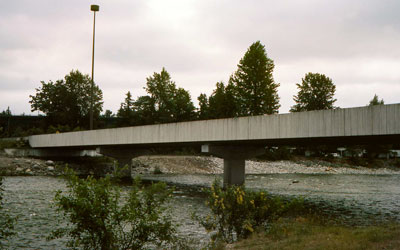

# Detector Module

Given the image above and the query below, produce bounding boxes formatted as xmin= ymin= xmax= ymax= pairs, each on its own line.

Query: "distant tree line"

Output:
xmin=0 ymin=41 xmax=388 ymax=138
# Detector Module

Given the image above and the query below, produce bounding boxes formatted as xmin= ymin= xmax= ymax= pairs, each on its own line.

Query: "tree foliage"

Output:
xmin=207 ymin=82 xmax=237 ymax=119
xmin=368 ymin=94 xmax=384 ymax=106
xmin=229 ymin=41 xmax=280 ymax=116
xmin=117 ymin=68 xmax=195 ymax=125
xmin=197 ymin=93 xmax=210 ymax=120
xmin=29 ymin=70 xmax=103 ymax=129
xmin=145 ymin=68 xmax=195 ymax=123
xmin=50 ymin=170 xmax=178 ymax=250
xmin=290 ymin=73 xmax=336 ymax=112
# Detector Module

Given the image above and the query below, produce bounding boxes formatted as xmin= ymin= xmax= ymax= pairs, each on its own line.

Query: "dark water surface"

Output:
xmin=2 ymin=173 xmax=400 ymax=249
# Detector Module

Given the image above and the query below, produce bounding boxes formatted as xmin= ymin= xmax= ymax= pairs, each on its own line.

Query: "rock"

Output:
xmin=292 ymin=180 xmax=299 ymax=184
xmin=32 ymin=164 xmax=41 ymax=170
xmin=47 ymin=166 xmax=54 ymax=171
xmin=16 ymin=167 xmax=23 ymax=172
xmin=46 ymin=160 xmax=54 ymax=166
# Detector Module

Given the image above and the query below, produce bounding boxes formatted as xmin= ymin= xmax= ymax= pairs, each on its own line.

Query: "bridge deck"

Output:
xmin=29 ymin=104 xmax=400 ymax=148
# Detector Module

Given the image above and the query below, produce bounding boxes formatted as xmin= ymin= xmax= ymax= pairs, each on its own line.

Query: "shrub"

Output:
xmin=198 ymin=180 xmax=304 ymax=243
xmin=0 ymin=176 xmax=16 ymax=248
xmin=49 ymin=169 xmax=178 ymax=249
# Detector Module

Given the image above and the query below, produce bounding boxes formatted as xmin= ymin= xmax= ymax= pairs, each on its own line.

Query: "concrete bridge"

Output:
xmin=29 ymin=104 xmax=400 ymax=186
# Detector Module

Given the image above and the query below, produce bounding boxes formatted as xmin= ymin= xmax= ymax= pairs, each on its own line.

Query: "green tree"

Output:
xmin=229 ymin=41 xmax=280 ymax=116
xmin=50 ymin=170 xmax=178 ymax=250
xmin=208 ymin=82 xmax=237 ymax=119
xmin=102 ymin=110 xmax=114 ymax=118
xmin=117 ymin=91 xmax=135 ymax=126
xmin=0 ymin=107 xmax=11 ymax=117
xmin=368 ymin=94 xmax=384 ymax=106
xmin=144 ymin=68 xmax=195 ymax=123
xmin=197 ymin=93 xmax=210 ymax=120
xmin=29 ymin=70 xmax=103 ymax=129
xmin=290 ymin=72 xmax=337 ymax=112
xmin=134 ymin=95 xmax=156 ymax=125
xmin=174 ymin=88 xmax=196 ymax=121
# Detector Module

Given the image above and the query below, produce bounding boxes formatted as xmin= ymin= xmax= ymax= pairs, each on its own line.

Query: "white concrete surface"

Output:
xmin=29 ymin=104 xmax=400 ymax=148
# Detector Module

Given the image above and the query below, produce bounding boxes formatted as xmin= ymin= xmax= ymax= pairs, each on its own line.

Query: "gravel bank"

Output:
xmin=131 ymin=155 xmax=400 ymax=175
xmin=1 ymin=152 xmax=399 ymax=176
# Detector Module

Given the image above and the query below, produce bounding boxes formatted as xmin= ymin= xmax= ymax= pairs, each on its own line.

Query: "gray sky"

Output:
xmin=1 ymin=0 xmax=399 ymax=115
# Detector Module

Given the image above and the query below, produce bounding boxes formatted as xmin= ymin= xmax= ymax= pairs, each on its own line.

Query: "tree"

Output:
xmin=144 ymin=68 xmax=195 ymax=123
xmin=133 ymin=95 xmax=156 ymax=125
xmin=102 ymin=110 xmax=114 ymax=118
xmin=117 ymin=91 xmax=135 ymax=126
xmin=197 ymin=93 xmax=210 ymax=120
xmin=208 ymin=82 xmax=237 ymax=119
xmin=229 ymin=41 xmax=280 ymax=116
xmin=290 ymin=72 xmax=336 ymax=112
xmin=29 ymin=70 xmax=103 ymax=129
xmin=0 ymin=107 xmax=11 ymax=117
xmin=368 ymin=94 xmax=384 ymax=106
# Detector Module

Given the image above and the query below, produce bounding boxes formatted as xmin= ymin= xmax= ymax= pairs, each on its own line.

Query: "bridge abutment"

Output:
xmin=201 ymin=145 xmax=265 ymax=186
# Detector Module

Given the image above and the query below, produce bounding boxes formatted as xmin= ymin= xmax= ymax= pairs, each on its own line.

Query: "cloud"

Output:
xmin=0 ymin=0 xmax=399 ymax=115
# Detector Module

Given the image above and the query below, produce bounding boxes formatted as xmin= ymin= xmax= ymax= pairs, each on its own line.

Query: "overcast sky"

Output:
xmin=1 ymin=0 xmax=399 ymax=115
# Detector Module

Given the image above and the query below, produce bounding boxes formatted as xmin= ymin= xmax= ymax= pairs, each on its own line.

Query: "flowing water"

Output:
xmin=1 ymin=173 xmax=400 ymax=249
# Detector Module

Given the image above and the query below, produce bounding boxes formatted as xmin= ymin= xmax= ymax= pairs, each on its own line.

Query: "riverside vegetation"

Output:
xmin=48 ymin=168 xmax=185 ymax=250
xmin=197 ymin=180 xmax=306 ymax=246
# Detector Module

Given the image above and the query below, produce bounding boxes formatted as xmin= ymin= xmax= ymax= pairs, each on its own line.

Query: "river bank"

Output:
xmin=1 ymin=150 xmax=399 ymax=176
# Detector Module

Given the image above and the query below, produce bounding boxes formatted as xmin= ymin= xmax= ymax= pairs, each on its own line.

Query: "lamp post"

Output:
xmin=90 ymin=4 xmax=99 ymax=130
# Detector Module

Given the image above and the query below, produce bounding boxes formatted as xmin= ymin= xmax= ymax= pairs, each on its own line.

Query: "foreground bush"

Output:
xmin=50 ymin=169 xmax=178 ymax=250
xmin=198 ymin=180 xmax=304 ymax=244
xmin=0 ymin=176 xmax=15 ymax=249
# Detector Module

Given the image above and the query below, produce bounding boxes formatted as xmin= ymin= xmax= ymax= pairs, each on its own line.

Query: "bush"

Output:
xmin=0 ymin=176 xmax=16 ymax=248
xmin=198 ymin=180 xmax=304 ymax=243
xmin=49 ymin=169 xmax=178 ymax=249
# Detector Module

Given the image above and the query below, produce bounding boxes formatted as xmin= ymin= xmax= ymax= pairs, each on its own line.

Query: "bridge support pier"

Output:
xmin=201 ymin=145 xmax=265 ymax=187
xmin=98 ymin=148 xmax=149 ymax=178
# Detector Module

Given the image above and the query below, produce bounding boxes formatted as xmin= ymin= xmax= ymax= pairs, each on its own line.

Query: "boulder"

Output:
xmin=46 ymin=160 xmax=55 ymax=166
xmin=32 ymin=164 xmax=41 ymax=170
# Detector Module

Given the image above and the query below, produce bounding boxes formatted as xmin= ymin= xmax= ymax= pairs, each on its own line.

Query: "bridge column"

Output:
xmin=98 ymin=148 xmax=149 ymax=178
xmin=201 ymin=145 xmax=265 ymax=187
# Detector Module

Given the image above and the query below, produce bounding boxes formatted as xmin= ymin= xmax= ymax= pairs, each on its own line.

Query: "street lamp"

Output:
xmin=90 ymin=4 xmax=99 ymax=130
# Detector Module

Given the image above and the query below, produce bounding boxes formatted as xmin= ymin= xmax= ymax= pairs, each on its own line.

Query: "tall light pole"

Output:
xmin=90 ymin=4 xmax=99 ymax=130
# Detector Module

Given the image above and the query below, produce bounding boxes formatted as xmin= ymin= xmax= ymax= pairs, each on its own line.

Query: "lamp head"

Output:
xmin=90 ymin=5 xmax=99 ymax=12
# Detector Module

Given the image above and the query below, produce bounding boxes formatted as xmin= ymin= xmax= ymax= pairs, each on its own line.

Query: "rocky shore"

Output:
xmin=1 ymin=151 xmax=399 ymax=177
xmin=131 ymin=155 xmax=400 ymax=175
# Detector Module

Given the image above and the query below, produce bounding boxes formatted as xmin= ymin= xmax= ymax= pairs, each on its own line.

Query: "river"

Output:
xmin=1 ymin=173 xmax=400 ymax=249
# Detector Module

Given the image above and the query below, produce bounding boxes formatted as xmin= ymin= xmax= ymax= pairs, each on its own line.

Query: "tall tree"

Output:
xmin=208 ymin=82 xmax=237 ymax=119
xmin=368 ymin=94 xmax=384 ymax=106
xmin=229 ymin=41 xmax=280 ymax=116
xmin=290 ymin=72 xmax=336 ymax=112
xmin=117 ymin=91 xmax=136 ymax=126
xmin=144 ymin=68 xmax=195 ymax=123
xmin=118 ymin=92 xmax=134 ymax=117
xmin=29 ymin=70 xmax=103 ymax=128
xmin=197 ymin=93 xmax=210 ymax=120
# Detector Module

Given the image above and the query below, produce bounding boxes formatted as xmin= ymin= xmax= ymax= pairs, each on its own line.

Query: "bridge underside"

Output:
xmin=27 ymin=134 xmax=400 ymax=186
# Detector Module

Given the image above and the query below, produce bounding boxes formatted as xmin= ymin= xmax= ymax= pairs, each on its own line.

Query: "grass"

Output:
xmin=228 ymin=217 xmax=400 ymax=250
